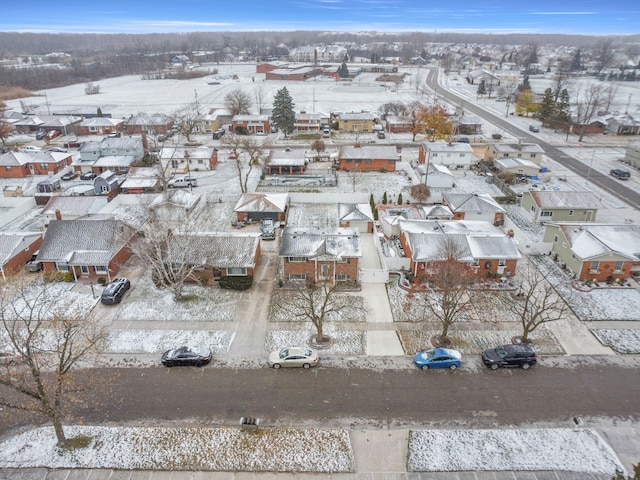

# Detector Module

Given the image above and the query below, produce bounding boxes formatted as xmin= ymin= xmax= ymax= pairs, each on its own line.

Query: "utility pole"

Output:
xmin=194 ymin=89 xmax=199 ymax=115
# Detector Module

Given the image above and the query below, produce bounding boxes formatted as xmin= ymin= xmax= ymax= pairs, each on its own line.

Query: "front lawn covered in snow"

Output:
xmin=0 ymin=425 xmax=356 ymax=473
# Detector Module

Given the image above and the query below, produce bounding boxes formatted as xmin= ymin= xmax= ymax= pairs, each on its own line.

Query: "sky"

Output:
xmin=0 ymin=0 xmax=638 ymax=35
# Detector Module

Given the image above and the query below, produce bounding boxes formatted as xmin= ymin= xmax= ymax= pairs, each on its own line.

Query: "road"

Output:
xmin=2 ymin=360 xmax=639 ymax=435
xmin=424 ymin=68 xmax=640 ymax=210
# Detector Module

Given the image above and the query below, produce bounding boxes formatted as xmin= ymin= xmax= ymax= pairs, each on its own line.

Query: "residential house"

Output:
xmin=231 ymin=115 xmax=270 ymax=135
xmin=442 ymin=193 xmax=506 ymax=226
xmin=195 ymin=114 xmax=221 ymax=134
xmin=453 ymin=113 xmax=483 ymax=135
xmin=78 ymin=136 xmax=145 ymax=175
xmin=466 ymin=69 xmax=500 ymax=86
xmin=150 ymin=190 xmax=201 ymax=222
xmin=521 ymin=191 xmax=601 ymax=222
xmin=279 ymin=227 xmax=362 ymax=284
xmin=165 ymin=233 xmax=261 ymax=284
xmin=338 ymin=145 xmax=398 ymax=172
xmin=36 ymin=219 xmax=136 ymax=280
xmin=233 ymin=193 xmax=289 ymax=223
xmin=416 ymin=163 xmax=455 ymax=188
xmin=160 ymin=146 xmax=218 ymax=173
xmin=294 ymin=111 xmax=329 ymax=134
xmin=543 ymin=223 xmax=640 ymax=281
xmin=40 ymin=115 xmax=82 ymax=137
xmin=485 ymin=142 xmax=545 ymax=166
xmin=337 ymin=112 xmax=376 ymax=133
xmin=0 ymin=232 xmax=43 ymax=279
xmin=125 ymin=115 xmax=173 ymax=135
xmin=77 ymin=117 xmax=124 ymax=136
xmin=338 ymin=203 xmax=375 ymax=233
xmin=604 ymin=114 xmax=640 ymax=136
xmin=36 ymin=178 xmax=61 ymax=193
xmin=399 ymin=219 xmax=520 ymax=281
xmin=0 ymin=150 xmax=74 ymax=178
xmin=418 ymin=141 xmax=476 ymax=170
xmin=494 ymin=157 xmax=540 ymax=177
xmin=265 ymin=149 xmax=306 ymax=175
xmin=386 ymin=115 xmax=413 ymax=133
xmin=42 ymin=196 xmax=108 ymax=221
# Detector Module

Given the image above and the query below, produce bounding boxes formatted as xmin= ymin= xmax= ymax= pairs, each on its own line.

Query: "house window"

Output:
xmin=40 ymin=163 xmax=48 ymax=170
xmin=288 ymin=257 xmax=306 ymax=262
xmin=336 ymin=273 xmax=349 ymax=281
xmin=568 ymin=210 xmax=574 ymax=216
xmin=530 ymin=154 xmax=536 ymax=159
xmin=553 ymin=235 xmax=558 ymax=243
xmin=473 ymin=259 xmax=480 ymax=267
xmin=337 ymin=258 xmax=349 ymax=263
xmin=227 ymin=267 xmax=247 ymax=276
xmin=498 ymin=259 xmax=506 ymax=266
xmin=95 ymin=265 xmax=108 ymax=274
xmin=55 ymin=262 xmax=70 ymax=272
xmin=459 ymin=153 xmax=465 ymax=157
xmin=432 ymin=153 xmax=438 ymax=157
xmin=288 ymin=273 xmax=307 ymax=281
xmin=89 ymin=126 xmax=99 ymax=132
xmin=5 ymin=166 xmax=11 ymax=171
xmin=540 ymin=211 xmax=553 ymax=218
xmin=614 ymin=261 xmax=623 ymax=272
xmin=589 ymin=261 xmax=600 ymax=272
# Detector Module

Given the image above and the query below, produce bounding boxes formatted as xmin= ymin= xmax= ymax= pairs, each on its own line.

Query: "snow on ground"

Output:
xmin=0 ymin=425 xmax=356 ymax=473
xmin=407 ymin=428 xmax=624 ymax=475
xmin=265 ymin=329 xmax=366 ymax=355
xmin=106 ymin=329 xmax=234 ymax=355
xmin=592 ymin=329 xmax=640 ymax=354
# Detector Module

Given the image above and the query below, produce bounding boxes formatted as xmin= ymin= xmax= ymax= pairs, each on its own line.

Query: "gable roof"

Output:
xmin=233 ymin=193 xmax=288 ymax=213
xmin=37 ymin=219 xmax=135 ymax=265
xmin=279 ymin=227 xmax=362 ymax=259
xmin=557 ymin=223 xmax=640 ymax=261
xmin=166 ymin=233 xmax=260 ymax=268
xmin=0 ymin=233 xmax=42 ymax=265
xmin=442 ymin=193 xmax=505 ymax=213
xmin=339 ymin=145 xmax=398 ymax=161
xmin=422 ymin=141 xmax=473 ymax=154
xmin=339 ymin=203 xmax=374 ymax=223
xmin=527 ymin=191 xmax=602 ymax=210
xmin=42 ymin=196 xmax=108 ymax=218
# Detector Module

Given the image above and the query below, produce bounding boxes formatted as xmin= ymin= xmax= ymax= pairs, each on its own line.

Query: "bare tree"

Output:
xmin=411 ymin=236 xmax=476 ymax=344
xmin=504 ymin=264 xmax=571 ymax=343
xmin=173 ymin=103 xmax=200 ymax=142
xmin=410 ymin=183 xmax=431 ymax=203
xmin=601 ymin=83 xmax=620 ymax=115
xmin=272 ymin=281 xmax=365 ymax=344
xmin=378 ymin=101 xmax=406 ymax=120
xmin=0 ymin=279 xmax=108 ymax=447
xmin=224 ymin=88 xmax=252 ymax=116
xmin=253 ymin=84 xmax=266 ymax=113
xmin=310 ymin=139 xmax=326 ymax=160
xmin=0 ymin=101 xmax=14 ymax=147
xmin=594 ymin=38 xmax=616 ymax=74
xmin=573 ymin=84 xmax=605 ymax=141
xmin=237 ymin=136 xmax=270 ymax=193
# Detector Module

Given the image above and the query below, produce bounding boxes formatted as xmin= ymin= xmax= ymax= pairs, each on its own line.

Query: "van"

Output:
xmin=322 ymin=128 xmax=330 ymax=138
xmin=610 ymin=169 xmax=630 ymax=180
xmin=168 ymin=177 xmax=197 ymax=188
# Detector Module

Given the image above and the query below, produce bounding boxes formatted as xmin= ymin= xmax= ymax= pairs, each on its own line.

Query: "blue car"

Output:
xmin=413 ymin=348 xmax=462 ymax=370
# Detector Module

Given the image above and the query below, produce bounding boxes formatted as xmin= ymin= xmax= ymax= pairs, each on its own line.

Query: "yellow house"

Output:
xmin=337 ymin=112 xmax=376 ymax=133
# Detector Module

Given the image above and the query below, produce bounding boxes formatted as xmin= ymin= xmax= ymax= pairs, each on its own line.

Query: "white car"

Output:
xmin=20 ymin=145 xmax=43 ymax=152
xmin=267 ymin=347 xmax=319 ymax=369
xmin=255 ymin=131 xmax=267 ymax=136
xmin=168 ymin=177 xmax=197 ymax=188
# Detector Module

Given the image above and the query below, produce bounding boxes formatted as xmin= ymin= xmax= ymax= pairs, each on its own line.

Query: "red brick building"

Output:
xmin=338 ymin=145 xmax=399 ymax=172
xmin=0 ymin=150 xmax=74 ymax=178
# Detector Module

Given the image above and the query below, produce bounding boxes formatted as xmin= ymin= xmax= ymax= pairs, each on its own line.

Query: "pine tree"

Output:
xmin=537 ymin=88 xmax=555 ymax=127
xmin=338 ymin=63 xmax=349 ymax=79
xmin=271 ymin=87 xmax=295 ymax=137
xmin=518 ymin=74 xmax=531 ymax=92
xmin=476 ymin=80 xmax=487 ymax=98
xmin=570 ymin=49 xmax=582 ymax=72
xmin=554 ymin=89 xmax=571 ymax=126
xmin=397 ymin=193 xmax=403 ymax=205
xmin=382 ymin=192 xmax=388 ymax=205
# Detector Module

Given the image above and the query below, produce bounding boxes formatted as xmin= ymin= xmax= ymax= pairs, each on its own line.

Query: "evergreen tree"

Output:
xmin=570 ymin=49 xmax=583 ymax=72
xmin=382 ymin=192 xmax=388 ymax=205
xmin=271 ymin=87 xmax=295 ymax=137
xmin=554 ymin=89 xmax=571 ymax=126
xmin=518 ymin=74 xmax=531 ymax=92
xmin=338 ymin=62 xmax=349 ymax=79
xmin=397 ymin=193 xmax=403 ymax=205
xmin=476 ymin=80 xmax=487 ymax=98
xmin=97 ymin=107 xmax=103 ymax=117
xmin=537 ymin=88 xmax=555 ymax=126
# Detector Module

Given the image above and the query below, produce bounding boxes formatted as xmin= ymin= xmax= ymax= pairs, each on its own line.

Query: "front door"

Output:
xmin=320 ymin=264 xmax=330 ymax=281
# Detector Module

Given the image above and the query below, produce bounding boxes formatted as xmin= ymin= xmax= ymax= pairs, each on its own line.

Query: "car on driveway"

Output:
xmin=100 ymin=277 xmax=131 ymax=305
xmin=80 ymin=172 xmax=97 ymax=180
xmin=61 ymin=171 xmax=78 ymax=181
xmin=413 ymin=348 xmax=462 ymax=370
xmin=255 ymin=131 xmax=266 ymax=136
xmin=20 ymin=145 xmax=43 ymax=152
xmin=268 ymin=347 xmax=319 ymax=369
xmin=161 ymin=346 xmax=212 ymax=367
xmin=482 ymin=344 xmax=537 ymax=370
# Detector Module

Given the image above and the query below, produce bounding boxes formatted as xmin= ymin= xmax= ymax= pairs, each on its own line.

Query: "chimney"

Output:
xmin=55 ymin=209 xmax=62 ymax=221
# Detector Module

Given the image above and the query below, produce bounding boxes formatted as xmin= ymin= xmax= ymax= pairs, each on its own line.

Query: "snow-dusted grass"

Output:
xmin=0 ymin=425 xmax=356 ymax=473
xmin=591 ymin=329 xmax=640 ymax=354
xmin=268 ymin=291 xmax=367 ymax=322
xmin=106 ymin=329 xmax=235 ymax=355
xmin=408 ymin=428 xmax=624 ymax=474
xmin=265 ymin=329 xmax=366 ymax=355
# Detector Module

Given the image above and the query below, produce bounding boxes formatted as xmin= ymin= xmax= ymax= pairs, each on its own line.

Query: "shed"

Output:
xmin=37 ymin=178 xmax=61 ymax=193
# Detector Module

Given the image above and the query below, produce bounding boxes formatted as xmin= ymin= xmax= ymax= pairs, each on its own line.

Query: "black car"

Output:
xmin=481 ymin=344 xmax=537 ymax=370
xmin=161 ymin=346 xmax=212 ymax=367
xmin=61 ymin=172 xmax=78 ymax=181
xmin=100 ymin=278 xmax=131 ymax=305
xmin=80 ymin=172 xmax=97 ymax=180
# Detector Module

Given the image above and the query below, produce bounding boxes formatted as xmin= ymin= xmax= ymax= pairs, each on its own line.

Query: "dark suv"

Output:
xmin=482 ymin=344 xmax=537 ymax=370
xmin=101 ymin=278 xmax=131 ymax=305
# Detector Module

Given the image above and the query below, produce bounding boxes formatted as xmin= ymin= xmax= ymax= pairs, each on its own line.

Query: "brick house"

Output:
xmin=231 ymin=115 xmax=270 ymax=135
xmin=166 ymin=233 xmax=261 ymax=284
xmin=442 ymin=193 xmax=506 ymax=226
xmin=399 ymin=219 xmax=520 ymax=281
xmin=0 ymin=232 xmax=43 ymax=279
xmin=233 ymin=193 xmax=289 ymax=223
xmin=543 ymin=223 xmax=640 ymax=281
xmin=338 ymin=145 xmax=398 ymax=172
xmin=0 ymin=150 xmax=74 ymax=178
xmin=77 ymin=117 xmax=124 ymax=136
xmin=386 ymin=115 xmax=413 ymax=133
xmin=125 ymin=115 xmax=173 ymax=135
xmin=265 ymin=149 xmax=306 ymax=175
xmin=279 ymin=227 xmax=362 ymax=284
xmin=36 ymin=219 xmax=136 ymax=281
xmin=160 ymin=147 xmax=219 ymax=173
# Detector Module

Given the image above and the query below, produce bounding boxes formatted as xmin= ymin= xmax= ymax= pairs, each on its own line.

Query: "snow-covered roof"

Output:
xmin=233 ymin=193 xmax=288 ymax=213
xmin=268 ymin=149 xmax=305 ymax=166
xmin=528 ymin=191 xmax=602 ymax=210
xmin=339 ymin=203 xmax=374 ymax=223
xmin=421 ymin=204 xmax=454 ymax=219
xmin=557 ymin=223 xmax=640 ymax=261
xmin=159 ymin=146 xmax=214 ymax=160
xmin=0 ymin=232 xmax=42 ymax=265
xmin=422 ymin=141 xmax=473 ymax=154
xmin=0 ymin=151 xmax=31 ymax=167
xmin=338 ymin=112 xmax=376 ymax=121
xmin=93 ymin=155 xmax=134 ymax=168
xmin=42 ymin=196 xmax=108 ymax=218
xmin=79 ymin=117 xmax=124 ymax=127
xmin=443 ymin=193 xmax=505 ymax=213
xmin=280 ymin=227 xmax=362 ymax=259
xmin=166 ymin=233 xmax=260 ymax=268
xmin=491 ymin=143 xmax=545 ymax=155
xmin=150 ymin=190 xmax=200 ymax=210
xmin=495 ymin=157 xmax=540 ymax=170
xmin=339 ymin=145 xmax=398 ymax=160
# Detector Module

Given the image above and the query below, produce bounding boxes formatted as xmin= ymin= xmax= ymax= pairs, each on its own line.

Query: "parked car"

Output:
xmin=61 ymin=171 xmax=78 ymax=181
xmin=47 ymin=130 xmax=61 ymax=139
xmin=413 ymin=348 xmax=462 ymax=370
xmin=377 ymin=131 xmax=386 ymax=139
xmin=167 ymin=176 xmax=197 ymax=188
xmin=212 ymin=128 xmax=226 ymax=139
xmin=161 ymin=346 xmax=212 ymax=367
xmin=267 ymin=347 xmax=319 ymax=369
xmin=482 ymin=344 xmax=538 ymax=370
xmin=100 ymin=277 xmax=131 ymax=305
xmin=49 ymin=147 xmax=68 ymax=153
xmin=25 ymin=259 xmax=43 ymax=272
xmin=261 ymin=218 xmax=276 ymax=240
xmin=255 ymin=131 xmax=267 ymax=136
xmin=610 ymin=169 xmax=631 ymax=180
xmin=80 ymin=172 xmax=97 ymax=180
xmin=228 ymin=152 xmax=238 ymax=160
xmin=20 ymin=145 xmax=43 ymax=152
xmin=36 ymin=130 xmax=47 ymax=140
xmin=455 ymin=137 xmax=470 ymax=143
xmin=529 ymin=125 xmax=540 ymax=133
